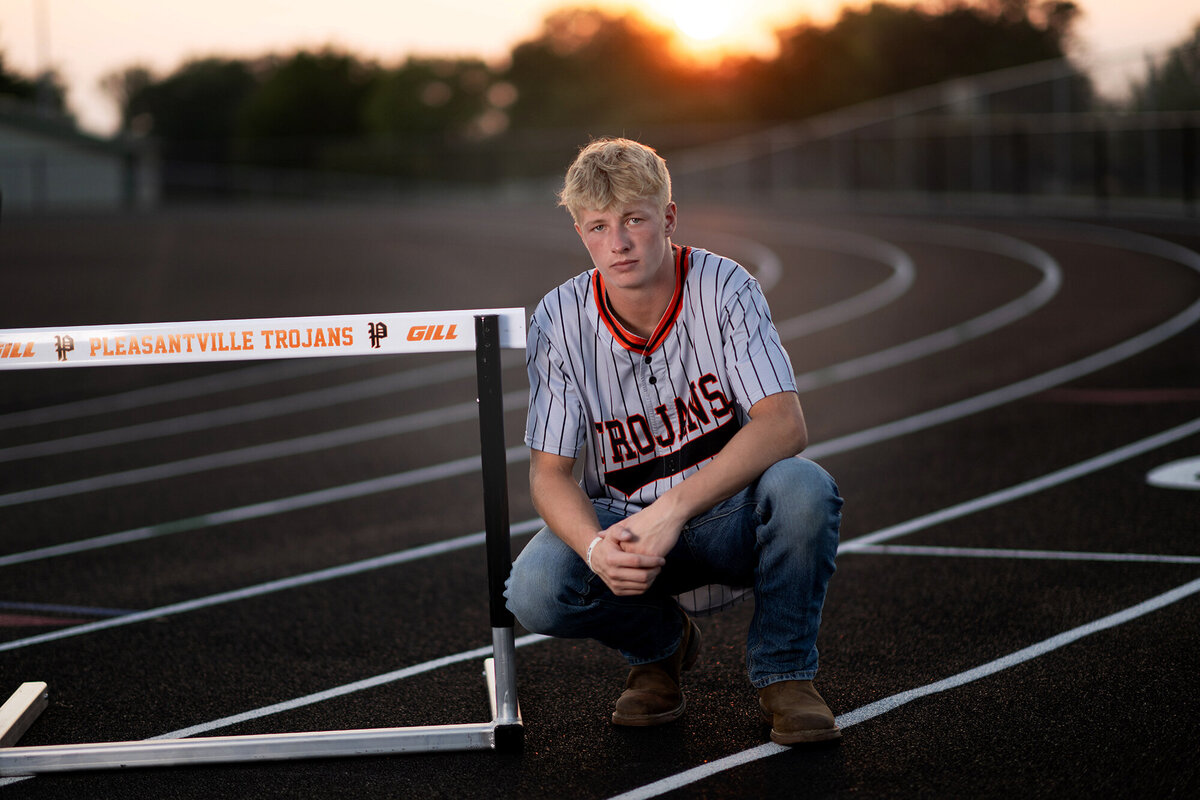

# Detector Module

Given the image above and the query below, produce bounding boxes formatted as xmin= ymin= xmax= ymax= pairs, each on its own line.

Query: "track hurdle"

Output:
xmin=0 ymin=309 xmax=526 ymax=774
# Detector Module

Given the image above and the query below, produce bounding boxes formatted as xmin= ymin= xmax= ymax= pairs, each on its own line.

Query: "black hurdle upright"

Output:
xmin=0 ymin=311 xmax=523 ymax=774
xmin=474 ymin=314 xmax=523 ymax=751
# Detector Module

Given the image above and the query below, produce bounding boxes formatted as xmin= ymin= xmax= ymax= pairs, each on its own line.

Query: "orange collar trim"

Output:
xmin=593 ymin=245 xmax=690 ymax=355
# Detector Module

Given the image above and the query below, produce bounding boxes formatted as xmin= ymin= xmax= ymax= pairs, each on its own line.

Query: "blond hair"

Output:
xmin=558 ymin=138 xmax=672 ymax=223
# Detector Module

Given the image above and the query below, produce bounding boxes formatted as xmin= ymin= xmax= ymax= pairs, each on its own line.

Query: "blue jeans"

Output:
xmin=505 ymin=457 xmax=841 ymax=688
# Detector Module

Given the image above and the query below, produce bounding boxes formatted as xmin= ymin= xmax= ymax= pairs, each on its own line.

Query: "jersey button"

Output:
xmin=644 ymin=355 xmax=652 ymax=364
xmin=648 ymin=376 xmax=657 ymax=385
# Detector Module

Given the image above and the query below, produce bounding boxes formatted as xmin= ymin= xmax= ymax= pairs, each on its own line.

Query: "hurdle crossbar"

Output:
xmin=0 ymin=310 xmax=526 ymax=775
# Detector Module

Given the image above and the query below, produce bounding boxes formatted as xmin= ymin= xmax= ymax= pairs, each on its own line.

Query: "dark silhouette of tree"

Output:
xmin=364 ymin=57 xmax=500 ymax=137
xmin=99 ymin=65 xmax=155 ymax=132
xmin=503 ymin=8 xmax=743 ymax=129
xmin=757 ymin=0 xmax=1079 ymax=119
xmin=93 ymin=1 xmax=1090 ymax=186
xmin=0 ymin=51 xmax=69 ymax=114
xmin=235 ymin=49 xmax=381 ymax=166
xmin=237 ymin=49 xmax=379 ymax=139
xmin=1131 ymin=22 xmax=1200 ymax=111
xmin=111 ymin=58 xmax=257 ymax=162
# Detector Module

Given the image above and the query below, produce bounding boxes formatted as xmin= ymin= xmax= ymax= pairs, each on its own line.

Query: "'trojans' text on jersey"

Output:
xmin=591 ymin=374 xmax=742 ymax=497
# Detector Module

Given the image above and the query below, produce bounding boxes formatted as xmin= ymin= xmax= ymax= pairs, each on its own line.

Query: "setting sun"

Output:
xmin=636 ymin=0 xmax=785 ymax=61
xmin=661 ymin=0 xmax=739 ymax=42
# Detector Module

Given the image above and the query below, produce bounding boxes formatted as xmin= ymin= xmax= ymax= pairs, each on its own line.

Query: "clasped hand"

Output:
xmin=589 ymin=503 xmax=684 ymax=596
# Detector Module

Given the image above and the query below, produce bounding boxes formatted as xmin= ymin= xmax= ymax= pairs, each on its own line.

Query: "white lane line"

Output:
xmin=0 ymin=222 xmax=1191 ymax=787
xmin=808 ymin=225 xmax=1200 ymax=460
xmin=0 ymin=518 xmax=545 ymax=653
xmin=0 ymin=230 xmax=900 ymax=499
xmin=0 ymin=391 xmax=526 ymax=509
xmin=794 ymin=225 xmax=1060 ymax=389
xmin=708 ymin=234 xmax=784 ymax=292
xmin=4 ymin=272 xmax=1198 ymax=565
xmin=776 ymin=227 xmax=915 ymax=340
xmin=6 ymin=537 xmax=1194 ymax=788
xmin=33 ymin=532 xmax=1200 ymax=791
xmin=0 ymin=216 xmax=580 ymax=435
xmin=154 ymin=633 xmax=552 ymax=740
xmin=0 ymin=226 xmax=1193 ymax=564
xmin=602 ymin=224 xmax=1200 ymax=799
xmin=608 ymin=575 xmax=1200 ymax=800
xmin=0 ymin=415 xmax=1195 ymax=788
xmin=838 ymin=415 xmax=1200 ymax=552
xmin=850 ymin=544 xmax=1200 ymax=565
xmin=0 ymin=359 xmax=345 ymax=432
xmin=0 ymin=632 xmax=551 ymax=788
xmin=0 ymin=446 xmax=530 ymax=568
xmin=0 ymin=228 xmax=970 ymax=504
xmin=0 ymin=358 xmax=481 ymax=463
xmin=3 ymin=411 xmax=1197 ymax=655
xmin=0 ymin=236 xmax=782 ymax=460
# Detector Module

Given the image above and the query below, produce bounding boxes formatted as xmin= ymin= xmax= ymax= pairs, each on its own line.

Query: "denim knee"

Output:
xmin=755 ymin=457 xmax=843 ymax=546
xmin=505 ymin=527 xmax=582 ymax=636
xmin=759 ymin=456 xmax=836 ymax=500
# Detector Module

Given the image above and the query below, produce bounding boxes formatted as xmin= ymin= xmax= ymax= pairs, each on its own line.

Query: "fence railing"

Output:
xmin=5 ymin=46 xmax=1196 ymax=215
xmin=671 ymin=109 xmax=1200 ymax=216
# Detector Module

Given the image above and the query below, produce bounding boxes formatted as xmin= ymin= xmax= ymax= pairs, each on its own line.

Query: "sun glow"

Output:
xmin=638 ymin=0 xmax=785 ymax=61
xmin=662 ymin=0 xmax=739 ymax=42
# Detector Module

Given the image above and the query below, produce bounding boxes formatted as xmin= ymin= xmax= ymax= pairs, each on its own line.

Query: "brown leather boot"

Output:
xmin=758 ymin=680 xmax=841 ymax=744
xmin=611 ymin=614 xmax=701 ymax=726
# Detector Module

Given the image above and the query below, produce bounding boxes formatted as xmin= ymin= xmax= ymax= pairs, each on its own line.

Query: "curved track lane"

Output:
xmin=0 ymin=203 xmax=1197 ymax=798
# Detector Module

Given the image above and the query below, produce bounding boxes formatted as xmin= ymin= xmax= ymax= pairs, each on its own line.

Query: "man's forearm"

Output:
xmin=530 ymin=462 xmax=603 ymax=558
xmin=530 ymin=450 xmax=665 ymax=595
xmin=655 ymin=392 xmax=807 ymax=526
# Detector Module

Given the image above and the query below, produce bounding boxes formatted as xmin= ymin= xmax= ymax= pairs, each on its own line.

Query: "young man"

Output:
xmin=505 ymin=138 xmax=843 ymax=744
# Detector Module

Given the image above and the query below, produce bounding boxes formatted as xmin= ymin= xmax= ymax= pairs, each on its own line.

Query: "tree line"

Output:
xmin=105 ymin=2 xmax=1078 ymax=147
xmin=6 ymin=1 xmax=1196 ymax=186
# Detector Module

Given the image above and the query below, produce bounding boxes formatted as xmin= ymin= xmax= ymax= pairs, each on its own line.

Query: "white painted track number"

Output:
xmin=1147 ymin=457 xmax=1200 ymax=490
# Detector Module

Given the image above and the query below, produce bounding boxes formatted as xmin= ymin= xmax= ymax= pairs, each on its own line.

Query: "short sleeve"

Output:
xmin=524 ymin=309 xmax=588 ymax=457
xmin=722 ymin=278 xmax=797 ymax=410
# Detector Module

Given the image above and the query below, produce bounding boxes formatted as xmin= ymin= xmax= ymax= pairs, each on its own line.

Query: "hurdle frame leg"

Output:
xmin=0 ymin=683 xmax=49 ymax=748
xmin=0 ymin=314 xmax=522 ymax=775
xmin=474 ymin=314 xmax=523 ymax=751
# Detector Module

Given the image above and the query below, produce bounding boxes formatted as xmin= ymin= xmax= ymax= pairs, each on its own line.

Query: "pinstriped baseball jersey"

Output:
xmin=525 ymin=244 xmax=797 ymax=517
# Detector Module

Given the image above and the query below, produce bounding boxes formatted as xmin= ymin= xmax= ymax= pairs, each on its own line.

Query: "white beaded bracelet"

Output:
xmin=585 ymin=535 xmax=603 ymax=572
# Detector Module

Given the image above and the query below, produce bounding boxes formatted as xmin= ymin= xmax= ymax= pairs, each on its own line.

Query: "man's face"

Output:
xmin=574 ymin=200 xmax=677 ymax=294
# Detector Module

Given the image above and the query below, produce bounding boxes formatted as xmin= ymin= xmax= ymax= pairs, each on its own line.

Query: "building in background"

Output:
xmin=0 ymin=101 xmax=158 ymax=213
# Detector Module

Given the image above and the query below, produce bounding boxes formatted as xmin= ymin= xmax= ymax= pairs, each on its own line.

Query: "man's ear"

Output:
xmin=663 ymin=202 xmax=677 ymax=236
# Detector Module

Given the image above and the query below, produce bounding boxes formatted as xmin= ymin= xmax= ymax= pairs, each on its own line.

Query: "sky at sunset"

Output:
xmin=1 ymin=0 xmax=1197 ymax=135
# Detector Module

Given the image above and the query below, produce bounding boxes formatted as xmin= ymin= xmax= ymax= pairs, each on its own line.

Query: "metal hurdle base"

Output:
xmin=0 ymin=313 xmax=526 ymax=776
xmin=0 ymin=628 xmax=521 ymax=775
xmin=0 ymin=683 xmax=49 ymax=749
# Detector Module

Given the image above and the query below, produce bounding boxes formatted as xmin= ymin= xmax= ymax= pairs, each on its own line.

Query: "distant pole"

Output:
xmin=1184 ymin=125 xmax=1197 ymax=217
xmin=34 ymin=0 xmax=54 ymax=113
xmin=1092 ymin=125 xmax=1109 ymax=217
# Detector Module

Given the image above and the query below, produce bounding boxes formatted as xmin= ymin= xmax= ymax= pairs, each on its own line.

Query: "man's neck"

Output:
xmin=604 ymin=245 xmax=677 ymax=338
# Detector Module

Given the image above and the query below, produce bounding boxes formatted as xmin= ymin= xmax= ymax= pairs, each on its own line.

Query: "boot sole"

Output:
xmin=611 ymin=697 xmax=687 ymax=727
xmin=760 ymin=709 xmax=842 ymax=745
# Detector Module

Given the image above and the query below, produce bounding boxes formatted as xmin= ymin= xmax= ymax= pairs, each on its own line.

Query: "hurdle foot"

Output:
xmin=493 ymin=722 xmax=524 ymax=754
xmin=0 ymin=683 xmax=49 ymax=748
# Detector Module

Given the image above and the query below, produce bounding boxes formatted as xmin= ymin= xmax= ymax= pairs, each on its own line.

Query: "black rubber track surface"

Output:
xmin=1 ymin=202 xmax=1197 ymax=798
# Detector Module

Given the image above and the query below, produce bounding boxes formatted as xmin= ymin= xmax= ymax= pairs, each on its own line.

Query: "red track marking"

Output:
xmin=1038 ymin=387 xmax=1200 ymax=404
xmin=0 ymin=614 xmax=86 ymax=628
